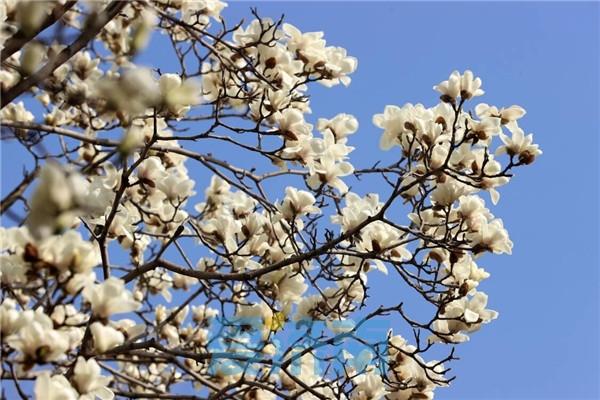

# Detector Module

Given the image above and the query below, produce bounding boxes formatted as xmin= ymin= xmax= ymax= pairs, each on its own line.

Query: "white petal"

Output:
xmin=463 ymin=309 xmax=479 ymax=323
xmin=490 ymin=189 xmax=500 ymax=205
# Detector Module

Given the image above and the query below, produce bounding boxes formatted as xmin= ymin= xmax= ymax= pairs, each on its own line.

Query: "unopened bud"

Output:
xmin=21 ymin=42 xmax=45 ymax=75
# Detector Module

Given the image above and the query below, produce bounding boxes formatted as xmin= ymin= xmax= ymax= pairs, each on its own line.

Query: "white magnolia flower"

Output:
xmin=442 ymin=254 xmax=490 ymax=292
xmin=434 ymin=71 xmax=461 ymax=100
xmin=431 ymin=181 xmax=470 ymax=207
xmin=229 ymin=190 xmax=257 ymax=218
xmin=201 ymin=214 xmax=242 ymax=252
xmin=320 ymin=46 xmax=358 ymax=87
xmin=172 ymin=272 xmax=197 ymax=290
xmin=0 ymin=101 xmax=34 ymax=123
xmin=71 ymin=51 xmax=101 ymax=81
xmin=496 ymin=121 xmax=542 ymax=164
xmin=94 ymin=68 xmax=161 ymax=115
xmin=475 ymin=103 xmax=526 ymax=124
xmin=280 ymin=350 xmax=320 ymax=390
xmin=234 ymin=18 xmax=282 ymax=47
xmin=26 ymin=163 xmax=90 ymax=239
xmin=317 ymin=113 xmax=358 ymax=143
xmin=34 ymin=372 xmax=78 ymax=400
xmin=72 ymin=357 xmax=114 ymax=400
xmin=192 ymin=304 xmax=219 ymax=324
xmin=119 ymin=125 xmax=146 ymax=153
xmin=44 ymin=106 xmax=71 ymax=126
xmin=6 ymin=309 xmax=70 ymax=362
xmin=467 ymin=218 xmax=513 ymax=255
xmin=0 ymin=299 xmax=20 ymax=337
xmin=136 ymin=156 xmax=167 ymax=188
xmin=83 ymin=278 xmax=140 ymax=318
xmin=351 ymin=367 xmax=388 ymax=400
xmin=235 ymin=301 xmax=274 ymax=340
xmin=283 ymin=23 xmax=327 ymax=67
xmin=90 ymin=322 xmax=125 ymax=353
xmin=356 ymin=222 xmax=410 ymax=271
xmin=372 ymin=104 xmax=416 ymax=151
xmin=469 ymin=115 xmax=501 ymax=143
xmin=0 ymin=68 xmax=19 ymax=91
xmin=430 ymin=290 xmax=498 ymax=343
xmin=143 ymin=268 xmax=174 ymax=302
xmin=457 ymin=195 xmax=492 ymax=228
xmin=331 ymin=192 xmax=381 ymax=232
xmin=275 ymin=108 xmax=313 ymax=142
xmin=311 ymin=128 xmax=354 ymax=161
xmin=196 ymin=176 xmax=231 ymax=210
xmin=180 ymin=0 xmax=227 ymax=28
xmin=257 ymin=43 xmax=304 ymax=89
xmin=260 ymin=266 xmax=308 ymax=307
xmin=462 ymin=291 xmax=498 ymax=324
xmin=387 ymin=334 xmax=445 ymax=399
xmin=51 ymin=304 xmax=88 ymax=327
xmin=434 ymin=70 xmax=483 ymax=101
xmin=307 ymin=153 xmax=354 ymax=193
xmin=159 ymin=73 xmax=202 ymax=116
xmin=278 ymin=187 xmax=320 ymax=221
xmin=459 ymin=70 xmax=484 ymax=99
xmin=38 ymin=230 xmax=100 ymax=274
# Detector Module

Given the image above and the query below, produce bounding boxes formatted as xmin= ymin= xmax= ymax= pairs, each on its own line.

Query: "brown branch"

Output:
xmin=1 ymin=0 xmax=127 ymax=109
xmin=1 ymin=1 xmax=77 ymax=61
xmin=0 ymin=166 xmax=39 ymax=214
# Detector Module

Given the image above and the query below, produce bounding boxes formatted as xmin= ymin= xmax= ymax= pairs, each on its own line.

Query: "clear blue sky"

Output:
xmin=2 ymin=2 xmax=598 ymax=399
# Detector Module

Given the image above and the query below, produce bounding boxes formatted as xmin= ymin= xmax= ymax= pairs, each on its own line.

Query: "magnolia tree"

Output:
xmin=0 ymin=1 xmax=542 ymax=399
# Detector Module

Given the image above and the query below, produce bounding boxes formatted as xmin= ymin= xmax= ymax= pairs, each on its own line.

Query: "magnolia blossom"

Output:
xmin=467 ymin=218 xmax=513 ymax=255
xmin=332 ymin=192 xmax=381 ymax=231
xmin=351 ymin=367 xmax=388 ymax=400
xmin=0 ymin=299 xmax=20 ymax=337
xmin=38 ymin=230 xmax=100 ymax=274
xmin=283 ymin=23 xmax=326 ymax=68
xmin=307 ymin=153 xmax=354 ymax=193
xmin=387 ymin=334 xmax=446 ymax=400
xmin=83 ymin=278 xmax=140 ymax=318
xmin=278 ymin=187 xmax=320 ymax=220
xmin=90 ymin=322 xmax=125 ymax=353
xmin=180 ymin=0 xmax=227 ymax=29
xmin=469 ymin=115 xmax=501 ymax=143
xmin=26 ymin=163 xmax=90 ymax=239
xmin=372 ymin=104 xmax=416 ymax=151
xmin=279 ymin=350 xmax=320 ymax=393
xmin=72 ymin=357 xmax=114 ymax=400
xmin=430 ymin=181 xmax=470 ymax=207
xmin=94 ymin=68 xmax=161 ymax=116
xmin=259 ymin=266 xmax=308 ymax=308
xmin=475 ymin=103 xmax=526 ymax=124
xmin=192 ymin=304 xmax=219 ymax=324
xmin=234 ymin=302 xmax=275 ymax=340
xmin=317 ymin=113 xmax=359 ymax=143
xmin=34 ymin=372 xmax=78 ymax=400
xmin=6 ymin=309 xmax=71 ymax=363
xmin=431 ymin=291 xmax=498 ymax=343
xmin=496 ymin=121 xmax=543 ymax=164
xmin=434 ymin=70 xmax=484 ymax=101
xmin=0 ymin=101 xmax=34 ymax=123
xmin=158 ymin=73 xmax=202 ymax=117
xmin=442 ymin=254 xmax=490 ymax=293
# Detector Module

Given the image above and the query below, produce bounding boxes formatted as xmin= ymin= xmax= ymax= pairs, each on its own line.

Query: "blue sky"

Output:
xmin=2 ymin=2 xmax=599 ymax=399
